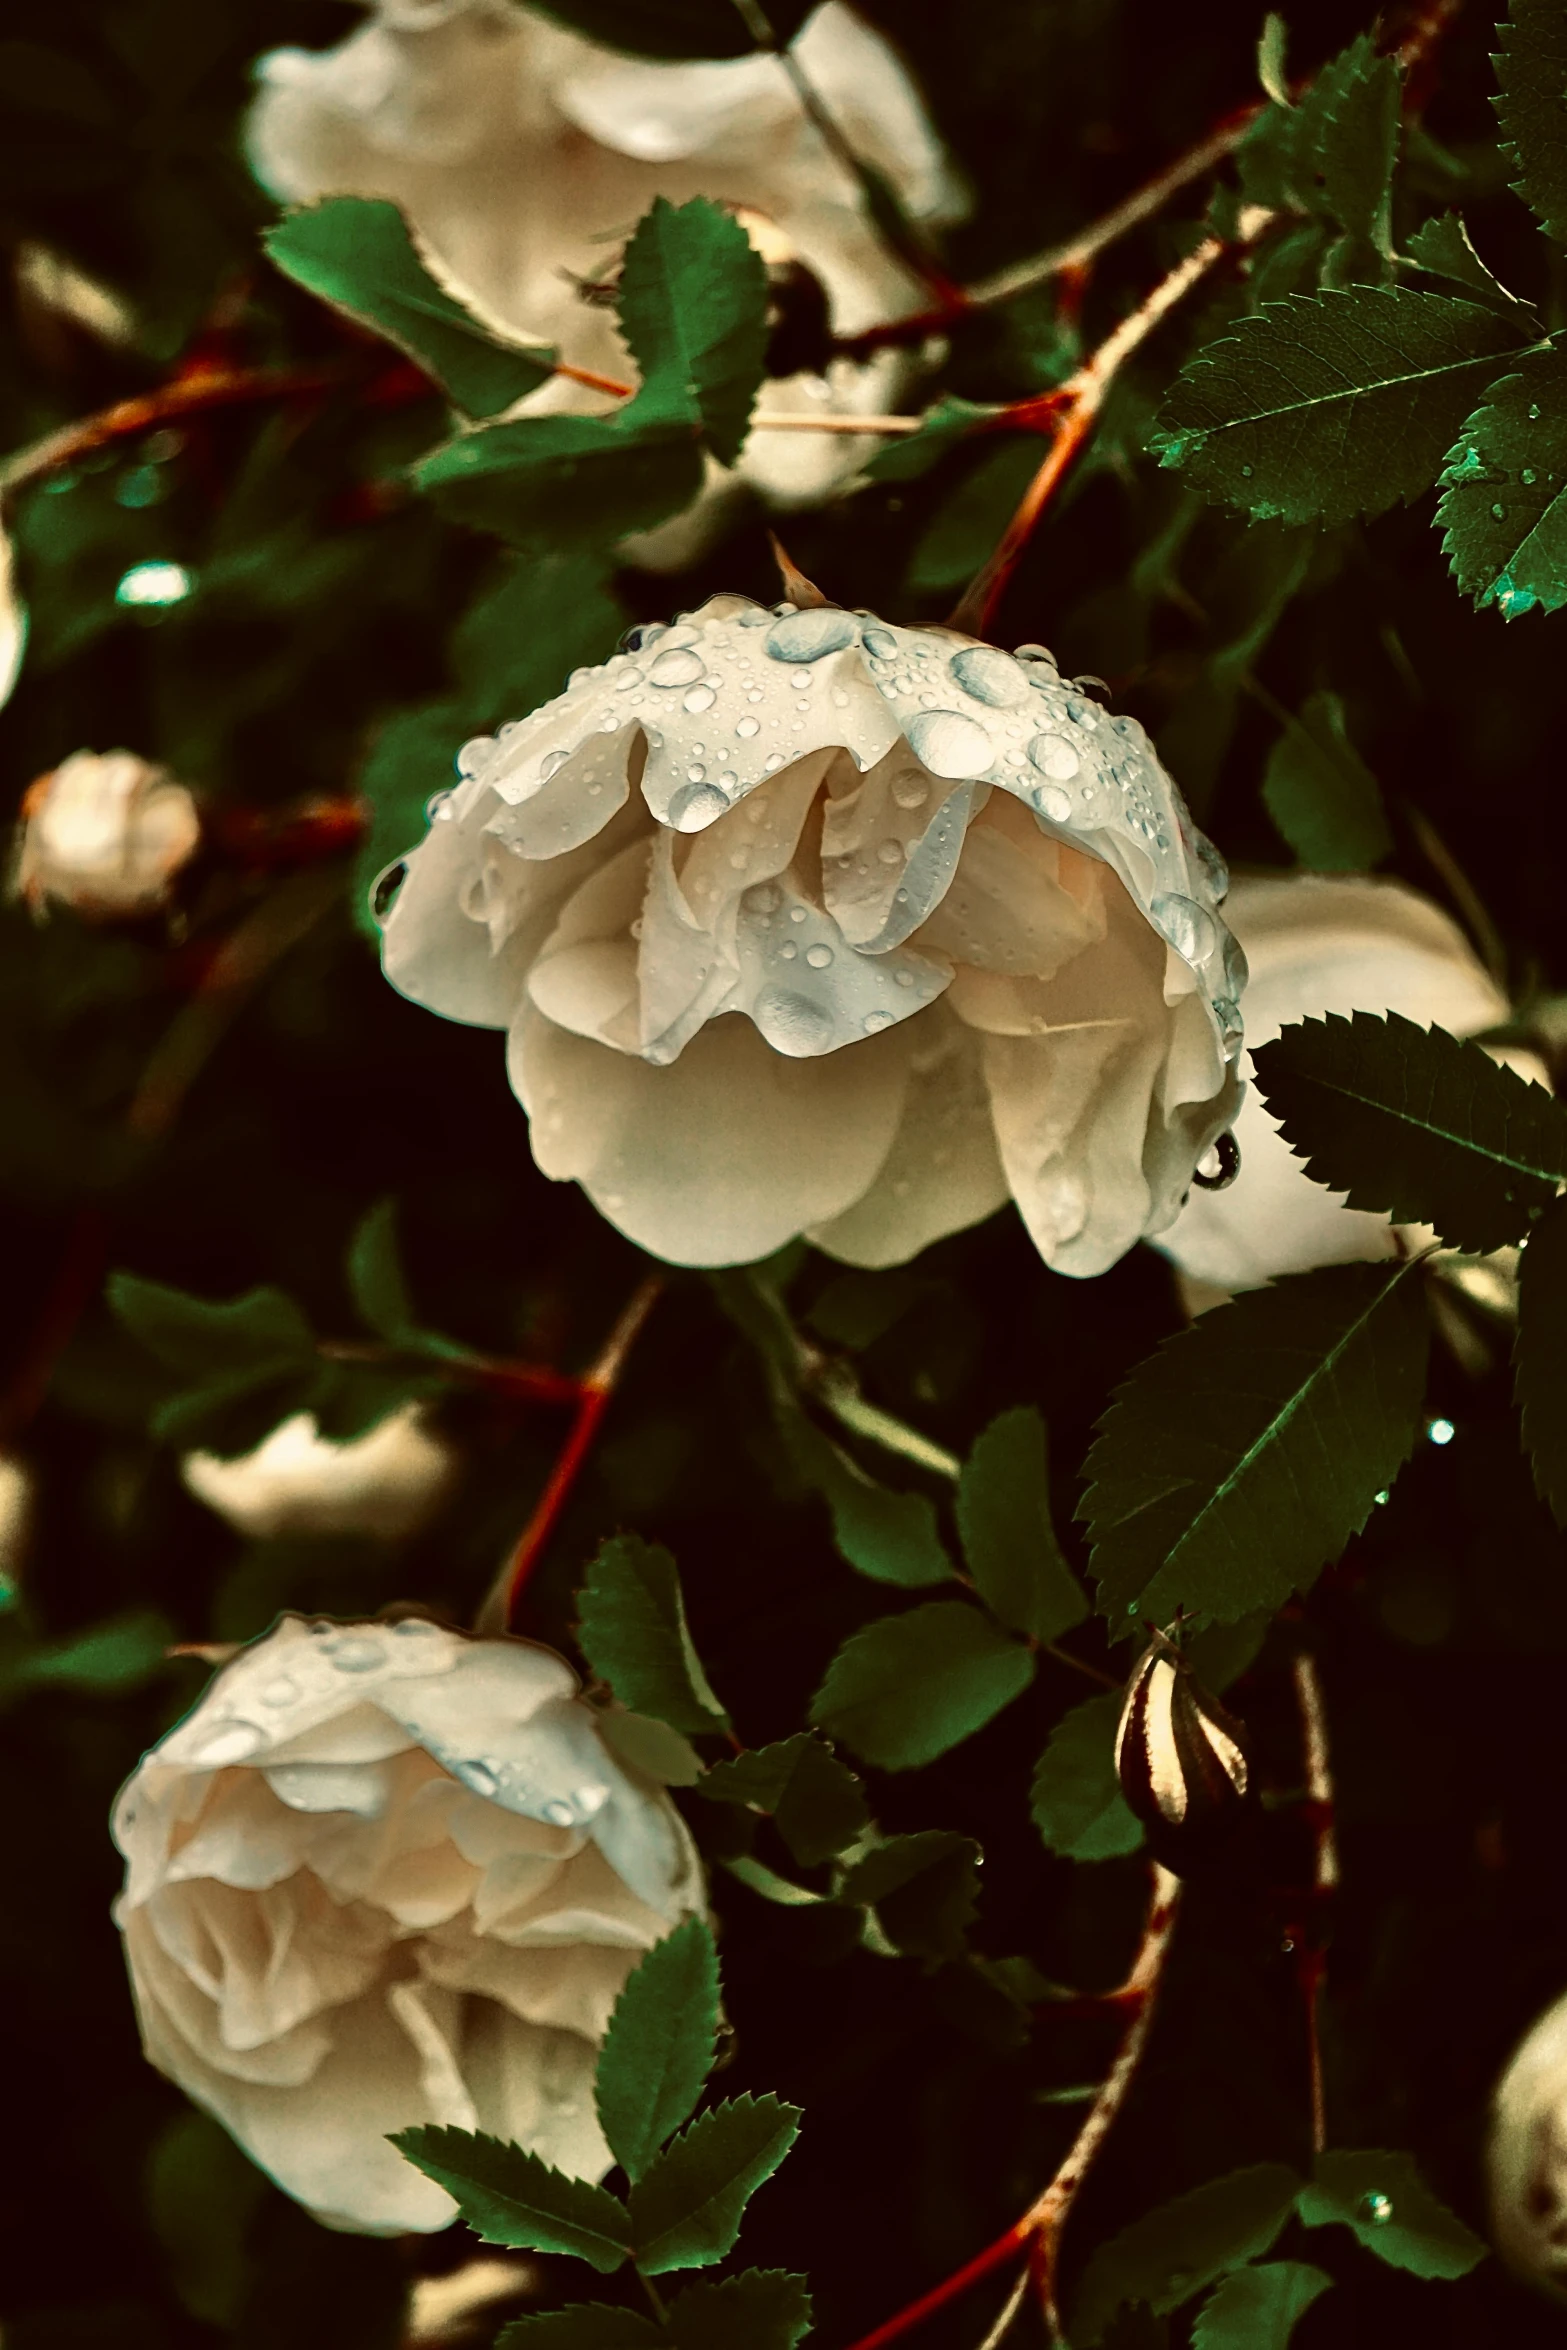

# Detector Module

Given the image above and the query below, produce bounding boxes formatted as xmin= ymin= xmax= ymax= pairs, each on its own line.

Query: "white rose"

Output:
xmin=112 ymin=1615 xmax=703 ymax=2233
xmin=1156 ymin=872 xmax=1541 ymax=1302
xmin=12 ymin=749 xmax=200 ymax=918
xmin=376 ymin=594 xmax=1244 ymax=1274
xmin=181 ymin=1405 xmax=459 ymax=1541
xmin=246 ymin=0 xmax=963 ymax=541
xmin=1490 ymin=1988 xmax=1567 ymax=2294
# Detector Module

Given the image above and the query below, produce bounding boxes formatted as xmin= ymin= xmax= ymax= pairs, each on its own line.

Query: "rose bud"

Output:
xmin=1114 ymin=1636 xmax=1254 ymax=1875
xmin=180 ymin=1404 xmax=459 ymax=1543
xmin=12 ymin=748 xmax=199 ymax=919
xmin=375 ymin=595 xmax=1243 ymax=1275
xmin=112 ymin=1616 xmax=704 ymax=2233
xmin=1488 ymin=1987 xmax=1567 ymax=2295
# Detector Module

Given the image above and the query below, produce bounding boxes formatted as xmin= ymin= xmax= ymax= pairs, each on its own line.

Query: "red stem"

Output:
xmin=838 ymin=2223 xmax=1029 ymax=2350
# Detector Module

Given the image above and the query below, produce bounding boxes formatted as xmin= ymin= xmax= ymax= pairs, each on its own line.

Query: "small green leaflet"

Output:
xmin=957 ymin=1406 xmax=1088 ymax=1640
xmin=596 ymin=1709 xmax=706 ymax=1786
xmin=1149 ymin=287 xmax=1534 ymax=526
xmin=1030 ymin=1692 xmax=1144 ymax=1862
xmin=1251 ymin=1011 xmax=1567 ymax=1251
xmin=627 ymin=2095 xmax=801 ymax=2275
xmin=1438 ymin=344 xmax=1567 ymax=617
xmin=1191 ymin=2263 xmax=1332 ymax=2347
xmin=837 ymin=1830 xmax=981 ymax=1958
xmin=1261 ymin=691 xmax=1391 ymax=870
xmin=497 ymin=2312 xmax=657 ymax=2347
xmin=1257 ymin=13 xmax=1289 ymax=104
xmin=1495 ymin=0 xmax=1567 ymax=247
xmin=1083 ymin=1262 xmax=1431 ymax=1627
xmin=1310 ymin=34 xmax=1401 ymax=281
xmin=389 ymin=2128 xmax=630 ymax=2271
xmin=107 ymin=1272 xmax=316 ymax=1383
xmin=593 ymin=1919 xmax=718 ymax=2185
xmin=863 ymin=394 xmax=1002 ymax=483
xmin=1405 ymin=214 xmax=1535 ymax=318
xmin=697 ymin=1733 xmax=870 ymax=1865
xmin=662 ymin=2270 xmax=813 ymax=2349
xmin=415 ymin=407 xmax=705 ymax=552
xmin=810 ymin=1599 xmax=1035 ymax=1769
xmin=616 ymin=197 xmax=768 ymax=466
xmin=1297 ymin=2148 xmax=1485 ymax=2277
xmin=526 ymin=0 xmax=814 ymax=60
xmin=779 ymin=1387 xmax=953 ymax=1587
xmin=577 ymin=1536 xmax=730 ymax=1738
xmin=1516 ymin=1193 xmax=1567 ymax=1524
xmin=1069 ymin=2163 xmax=1302 ymax=2343
xmin=264 ymin=199 xmax=553 ymax=418
xmin=0 ymin=1607 xmax=173 ymax=1708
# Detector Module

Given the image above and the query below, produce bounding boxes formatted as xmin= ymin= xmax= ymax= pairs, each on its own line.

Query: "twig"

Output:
xmin=478 ymin=1275 xmax=663 ymax=1633
xmin=841 ymin=1865 xmax=1183 ymax=2350
xmin=317 ymin=1336 xmax=583 ymax=1408
xmin=973 ymin=2269 xmax=1031 ymax=2350
xmin=808 ymin=1359 xmax=963 ymax=1482
xmin=1405 ymin=804 xmax=1509 ymax=989
xmin=1291 ymin=1651 xmax=1339 ymax=2157
xmin=949 ymin=212 xmax=1274 ymax=639
xmin=751 ymin=411 xmax=925 ymax=434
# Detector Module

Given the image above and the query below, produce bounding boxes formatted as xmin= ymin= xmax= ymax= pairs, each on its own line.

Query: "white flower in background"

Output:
xmin=377 ymin=594 xmax=1244 ymax=1274
xmin=0 ymin=1451 xmax=33 ymax=1602
xmin=1156 ymin=874 xmax=1541 ymax=1302
xmin=112 ymin=1616 xmax=704 ymax=2233
xmin=181 ymin=1406 xmax=459 ymax=1542
xmin=12 ymin=749 xmax=200 ymax=918
xmin=1489 ymin=1987 xmax=1567 ymax=2295
xmin=247 ymin=0 xmax=963 ymax=545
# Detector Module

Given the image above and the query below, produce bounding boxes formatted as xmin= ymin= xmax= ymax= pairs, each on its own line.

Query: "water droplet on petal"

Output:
xmin=648 ymin=647 xmax=706 ymax=688
xmin=905 ymin=709 xmax=993 ymax=779
xmin=876 ymin=838 xmax=905 ymax=865
xmin=191 ymin=1719 xmax=266 ymax=1768
xmin=863 ymin=1009 xmax=894 ymax=1033
xmin=539 ymin=748 xmax=570 ymax=781
xmin=426 ymin=789 xmax=455 ymax=823
xmin=668 ymin=781 xmax=731 ymax=831
xmin=950 ymin=645 xmax=1032 ymax=707
xmin=805 ymin=942 xmax=834 ymax=969
xmin=1151 ymin=892 xmax=1217 ymax=965
xmin=464 ymin=1761 xmax=500 ymax=1798
xmin=682 ymin=685 xmax=716 ymax=714
xmin=1035 ymin=784 xmax=1073 ymax=822
xmin=735 ymin=715 xmax=761 ymax=739
xmin=754 ymin=988 xmax=834 ymax=1055
xmin=1029 ymin=732 xmax=1081 ymax=781
xmin=259 ymin=1676 xmax=300 ymax=1708
xmin=862 ymin=624 xmax=899 ymax=659
xmin=540 ymin=1798 xmax=576 ymax=1827
xmin=765 ymin=608 xmax=856 ymax=662
xmin=324 ymin=1634 xmax=384 ymax=1673
xmin=891 ymin=771 xmax=928 ymax=810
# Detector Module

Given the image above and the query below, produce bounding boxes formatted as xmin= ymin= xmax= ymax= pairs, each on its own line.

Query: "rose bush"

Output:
xmin=181 ymin=1406 xmax=459 ymax=1542
xmin=376 ymin=594 xmax=1244 ymax=1273
xmin=1156 ymin=873 xmax=1527 ymax=1300
xmin=12 ymin=749 xmax=199 ymax=919
xmin=112 ymin=1616 xmax=703 ymax=2233
xmin=247 ymin=0 xmax=962 ymax=546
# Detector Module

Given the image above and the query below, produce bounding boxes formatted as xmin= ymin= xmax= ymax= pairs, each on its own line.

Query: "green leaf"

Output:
xmin=1069 ymin=2163 xmax=1303 ymax=2344
xmin=0 ymin=1607 xmax=174 ymax=1706
xmin=577 ymin=1536 xmax=730 ymax=1737
xmin=390 ymin=2128 xmax=631 ymax=2271
xmin=1437 ymin=344 xmax=1567 ymax=617
xmin=810 ymin=1600 xmax=1035 ymax=1769
xmin=957 ymin=1406 xmax=1088 ymax=1640
xmin=1405 ymin=214 xmax=1534 ymax=317
xmin=1297 ymin=2149 xmax=1486 ymax=2277
xmin=616 ymin=197 xmax=768 ymax=466
xmin=1516 ymin=1192 xmax=1567 ymax=1523
xmin=664 ymin=2270 xmax=813 ymax=2349
xmin=1496 ymin=0 xmax=1567 ymax=245
xmin=1251 ymin=1011 xmax=1567 ymax=1251
xmin=627 ymin=2096 xmax=801 ymax=2275
xmin=596 ymin=1708 xmax=707 ymax=1787
xmin=594 ymin=1919 xmax=719 ymax=2185
xmin=1257 ymin=13 xmax=1289 ymax=103
xmin=697 ymin=1733 xmax=870 ymax=1865
xmin=863 ymin=395 xmax=1003 ymax=483
xmin=524 ymin=0 xmax=813 ymax=60
xmin=1309 ymin=35 xmax=1401 ymax=262
xmin=347 ymin=1198 xmax=417 ymax=1344
xmin=1083 ymin=1262 xmax=1431 ymax=1627
xmin=772 ymin=1384 xmax=952 ymax=1587
xmin=837 ymin=1830 xmax=981 ymax=1958
xmin=107 ymin=1272 xmax=316 ymax=1381
xmin=415 ymin=403 xmax=704 ymax=551
xmin=1261 ymin=691 xmax=1391 ymax=870
xmin=723 ymin=1855 xmax=829 ymax=1906
xmin=1030 ymin=1692 xmax=1145 ymax=1862
xmin=264 ymin=198 xmax=553 ymax=418
xmin=1149 ymin=288 xmax=1532 ymax=525
xmin=496 ymin=2311 xmax=659 ymax=2348
xmin=1192 ymin=2263 xmax=1332 ymax=2347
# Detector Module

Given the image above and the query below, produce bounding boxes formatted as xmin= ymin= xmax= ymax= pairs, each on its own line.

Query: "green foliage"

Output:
xmin=1150 ymin=288 xmax=1532 ymax=526
xmin=1405 ymin=213 xmax=1534 ymax=317
xmin=264 ymin=199 xmax=553 ymax=419
xmin=956 ymin=1406 xmax=1088 ymax=1639
xmin=810 ymin=1599 xmax=1035 ymax=1768
xmin=415 ymin=408 xmax=705 ymax=551
xmin=1438 ymin=344 xmax=1567 ymax=616
xmin=577 ymin=1536 xmax=731 ymax=1737
xmin=389 ymin=2129 xmax=632 ymax=2270
xmin=1084 ymin=1263 xmax=1431 ymax=1626
xmin=616 ymin=198 xmax=769 ymax=467
xmin=1251 ymin=1011 xmax=1567 ymax=1249
xmin=837 ymin=1830 xmax=982 ymax=1957
xmin=1296 ymin=2149 xmax=1486 ymax=2276
xmin=662 ymin=2271 xmax=813 ymax=2348
xmin=697 ymin=1733 xmax=871 ymax=1864
xmin=1190 ymin=2263 xmax=1332 ymax=2347
xmin=1516 ymin=1193 xmax=1567 ymax=1523
xmin=145 ymin=2113 xmax=266 ymax=2329
xmin=1261 ymin=691 xmax=1391 ymax=869
xmin=862 ymin=396 xmax=1004 ymax=483
xmin=1495 ymin=0 xmax=1567 ymax=245
xmin=1070 ymin=2164 xmax=1303 ymax=2343
xmin=1030 ymin=1691 xmax=1145 ymax=1861
xmin=1238 ymin=31 xmax=1400 ymax=269
xmin=594 ymin=1920 xmax=720 ymax=2185
xmin=627 ymin=2096 xmax=802 ymax=2274
xmin=782 ymin=1397 xmax=954 ymax=1586
xmin=497 ymin=2311 xmax=658 ymax=2347
xmin=0 ymin=1607 xmax=174 ymax=1706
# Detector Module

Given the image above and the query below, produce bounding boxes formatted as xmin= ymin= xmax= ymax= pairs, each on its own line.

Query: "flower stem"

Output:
xmin=1291 ymin=1650 xmax=1339 ymax=2156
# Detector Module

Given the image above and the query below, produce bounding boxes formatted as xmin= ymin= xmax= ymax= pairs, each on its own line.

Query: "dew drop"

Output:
xmin=540 ymin=1798 xmax=576 ymax=1827
xmin=1029 ymin=732 xmax=1081 ymax=782
xmin=905 ymin=708 xmax=994 ymax=779
xmin=1522 ymin=467 xmax=1539 ymax=486
xmin=876 ymin=838 xmax=905 ymax=865
xmin=539 ymin=748 xmax=570 ymax=782
xmin=464 ymin=1761 xmax=500 ymax=1798
xmin=648 ymin=647 xmax=706 ymax=688
xmin=949 ymin=645 xmax=1032 ymax=708
xmin=891 ymin=771 xmax=929 ymax=810
xmin=765 ymin=608 xmax=857 ymax=662
xmin=863 ymin=1008 xmax=894 ymax=1033
xmin=1035 ymin=784 xmax=1073 ymax=822
xmin=754 ymin=988 xmax=834 ymax=1055
xmin=190 ymin=1719 xmax=266 ymax=1768
xmin=778 ymin=940 xmax=798 ymax=960
xmin=456 ymin=736 xmax=494 ymax=779
xmin=1151 ymin=891 xmax=1217 ymax=965
xmin=1492 ymin=501 xmax=1506 ymax=520
xmin=735 ymin=715 xmax=761 ymax=739
xmin=324 ymin=1634 xmax=384 ymax=1674
xmin=1530 ymin=402 xmax=1543 ymax=420
xmin=1357 ymin=2191 xmax=1394 ymax=2228
xmin=259 ymin=1675 xmax=301 ymax=1708
xmin=668 ymin=780 xmax=730 ymax=831
xmin=682 ymin=684 xmax=716 ymax=714
xmin=426 ymin=789 xmax=455 ymax=823
xmin=805 ymin=942 xmax=834 ymax=968
xmin=862 ymin=624 xmax=899 ymax=659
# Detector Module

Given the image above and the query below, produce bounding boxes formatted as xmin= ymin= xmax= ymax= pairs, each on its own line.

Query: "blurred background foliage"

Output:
xmin=6 ymin=0 xmax=1567 ymax=2345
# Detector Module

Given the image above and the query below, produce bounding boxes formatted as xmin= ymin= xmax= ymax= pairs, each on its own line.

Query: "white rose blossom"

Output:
xmin=1156 ymin=873 xmax=1546 ymax=1303
xmin=181 ymin=1405 xmax=459 ymax=1542
xmin=1489 ymin=1987 xmax=1567 ymax=2295
xmin=112 ymin=1615 xmax=704 ymax=2234
xmin=12 ymin=749 xmax=200 ymax=919
xmin=247 ymin=0 xmax=964 ymax=548
xmin=377 ymin=594 xmax=1245 ymax=1274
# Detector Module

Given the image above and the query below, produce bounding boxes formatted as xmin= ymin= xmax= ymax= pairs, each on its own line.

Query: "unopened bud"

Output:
xmin=1114 ymin=1634 xmax=1254 ymax=1875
